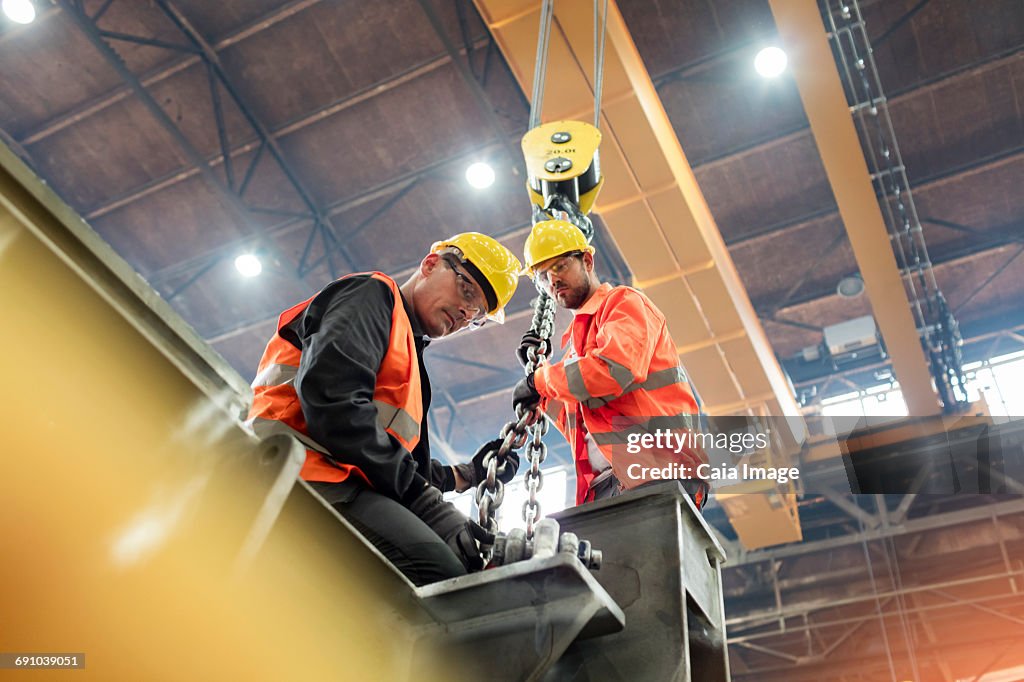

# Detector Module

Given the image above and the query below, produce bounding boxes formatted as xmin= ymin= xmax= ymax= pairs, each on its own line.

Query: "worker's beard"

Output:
xmin=555 ymin=279 xmax=591 ymax=309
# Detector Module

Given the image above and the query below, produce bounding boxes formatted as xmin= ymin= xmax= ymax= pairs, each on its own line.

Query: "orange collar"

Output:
xmin=560 ymin=282 xmax=613 ymax=348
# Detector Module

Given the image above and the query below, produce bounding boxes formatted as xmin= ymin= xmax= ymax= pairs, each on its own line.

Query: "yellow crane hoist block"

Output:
xmin=522 ymin=120 xmax=604 ymax=215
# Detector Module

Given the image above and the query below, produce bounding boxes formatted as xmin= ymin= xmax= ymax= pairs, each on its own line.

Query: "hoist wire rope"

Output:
xmin=528 ymin=0 xmax=555 ymax=130
xmin=593 ymin=0 xmax=608 ymax=128
xmin=530 ymin=0 xmax=609 ymax=130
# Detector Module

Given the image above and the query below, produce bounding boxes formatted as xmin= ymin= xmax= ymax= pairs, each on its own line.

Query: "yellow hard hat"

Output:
xmin=430 ymin=232 xmax=522 ymax=324
xmin=522 ymin=220 xmax=595 ymax=275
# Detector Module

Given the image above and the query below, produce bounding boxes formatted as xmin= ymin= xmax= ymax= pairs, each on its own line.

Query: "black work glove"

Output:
xmin=512 ymin=372 xmax=542 ymax=414
xmin=407 ymin=485 xmax=494 ymax=572
xmin=454 ymin=438 xmax=520 ymax=488
xmin=515 ymin=331 xmax=550 ymax=369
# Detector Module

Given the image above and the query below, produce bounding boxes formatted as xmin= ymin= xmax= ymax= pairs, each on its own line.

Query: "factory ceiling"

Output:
xmin=1 ymin=0 xmax=1022 ymax=462
xmin=4 ymin=3 xmax=1024 ymax=678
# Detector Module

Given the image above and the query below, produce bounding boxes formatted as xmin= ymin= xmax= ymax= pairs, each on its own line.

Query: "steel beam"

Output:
xmin=728 ymin=592 xmax=1024 ymax=643
xmin=80 ymin=35 xmax=494 ymax=222
xmin=923 ymin=216 xmax=1024 ymax=245
xmin=791 ymin=316 xmax=1024 ymax=397
xmin=820 ymin=486 xmax=880 ymax=529
xmin=727 ymin=143 xmax=1024 ymax=251
xmin=731 ymin=496 xmax=1024 ymax=566
xmin=652 ymin=37 xmax=769 ymax=90
xmin=416 ymin=0 xmax=522 ymax=172
xmin=872 ymin=0 xmax=934 ymax=46
xmin=769 ymin=0 xmax=940 ymax=415
xmin=56 ymin=0 xmax=312 ymax=297
xmin=763 ymin=219 xmax=1024 ymax=315
xmin=726 ymin=567 xmax=1024 ymax=626
xmin=19 ymin=0 xmax=328 ymax=145
xmin=153 ymin=0 xmax=357 ymax=273
xmin=549 ymin=482 xmax=731 ymax=681
xmin=928 ymin=588 xmax=1024 ymax=628
xmin=734 ymin=631 xmax=1024 ymax=681
xmin=890 ymin=468 xmax=928 ymax=524
xmin=57 ymin=0 xmax=255 ymax=231
xmin=693 ymin=47 xmax=1023 ymax=184
xmin=954 ymin=245 xmax=1024 ymax=314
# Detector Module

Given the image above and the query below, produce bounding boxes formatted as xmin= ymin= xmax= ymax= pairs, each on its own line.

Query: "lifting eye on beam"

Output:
xmin=522 ymin=120 xmax=605 ymax=215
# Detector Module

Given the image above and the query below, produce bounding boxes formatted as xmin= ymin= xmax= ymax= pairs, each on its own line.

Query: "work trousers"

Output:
xmin=587 ymin=475 xmax=710 ymax=509
xmin=309 ymin=480 xmax=466 ymax=587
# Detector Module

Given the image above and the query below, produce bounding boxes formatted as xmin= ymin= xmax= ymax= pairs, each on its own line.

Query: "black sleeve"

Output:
xmin=428 ymin=460 xmax=456 ymax=492
xmin=293 ymin=276 xmax=428 ymax=504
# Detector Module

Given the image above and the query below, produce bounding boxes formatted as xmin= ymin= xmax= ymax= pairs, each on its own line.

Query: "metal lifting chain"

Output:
xmin=477 ymin=205 xmax=595 ymax=556
xmin=476 ymin=0 xmax=608 ymax=561
xmin=474 ymin=290 xmax=556 ymax=553
xmin=517 ymin=293 xmax=556 ymax=537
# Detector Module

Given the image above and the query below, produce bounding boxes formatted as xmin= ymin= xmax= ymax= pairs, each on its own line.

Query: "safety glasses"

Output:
xmin=532 ymin=251 xmax=584 ymax=286
xmin=441 ymin=255 xmax=489 ymax=329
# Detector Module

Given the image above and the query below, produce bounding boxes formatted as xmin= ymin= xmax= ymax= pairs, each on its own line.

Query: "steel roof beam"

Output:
xmin=81 ymin=36 xmax=495 ymax=222
xmin=19 ymin=0 xmax=328 ymax=145
xmin=758 ymin=218 xmax=1024 ymax=314
xmin=56 ymin=0 xmax=267 ymax=252
xmin=416 ymin=0 xmax=523 ymax=172
xmin=731 ymin=495 xmax=1024 ymax=567
xmin=729 ymin=143 xmax=1024 ymax=251
xmin=152 ymin=0 xmax=357 ymax=274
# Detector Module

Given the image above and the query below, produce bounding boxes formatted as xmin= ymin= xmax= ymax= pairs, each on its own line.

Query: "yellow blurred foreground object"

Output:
xmin=0 ymin=142 xmax=456 ymax=682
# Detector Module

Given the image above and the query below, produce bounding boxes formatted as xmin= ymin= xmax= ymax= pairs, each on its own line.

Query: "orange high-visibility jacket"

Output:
xmin=245 ymin=272 xmax=422 ymax=485
xmin=533 ymin=283 xmax=706 ymax=504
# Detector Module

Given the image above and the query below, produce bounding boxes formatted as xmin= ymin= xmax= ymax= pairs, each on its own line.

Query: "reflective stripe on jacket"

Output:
xmin=245 ymin=272 xmax=422 ymax=484
xmin=533 ymin=283 xmax=706 ymax=505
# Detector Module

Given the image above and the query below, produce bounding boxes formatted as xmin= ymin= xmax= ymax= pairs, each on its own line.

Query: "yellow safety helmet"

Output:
xmin=430 ymin=232 xmax=522 ymax=324
xmin=522 ymin=220 xmax=595 ymax=275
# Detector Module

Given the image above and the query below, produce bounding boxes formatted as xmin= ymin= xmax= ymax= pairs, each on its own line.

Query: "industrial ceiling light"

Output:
xmin=465 ymin=161 xmax=495 ymax=189
xmin=837 ymin=275 xmax=865 ymax=298
xmin=2 ymin=0 xmax=36 ymax=24
xmin=754 ymin=46 xmax=788 ymax=78
xmin=234 ymin=253 xmax=262 ymax=277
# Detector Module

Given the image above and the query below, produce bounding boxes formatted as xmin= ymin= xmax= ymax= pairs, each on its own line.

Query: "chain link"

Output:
xmin=520 ymin=292 xmax=556 ymax=539
xmin=476 ymin=202 xmax=597 ymax=560
xmin=476 ymin=287 xmax=557 ymax=560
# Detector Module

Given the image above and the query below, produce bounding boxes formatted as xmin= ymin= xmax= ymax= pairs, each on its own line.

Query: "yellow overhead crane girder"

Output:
xmin=769 ymin=0 xmax=942 ymax=416
xmin=474 ymin=0 xmax=806 ymax=548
